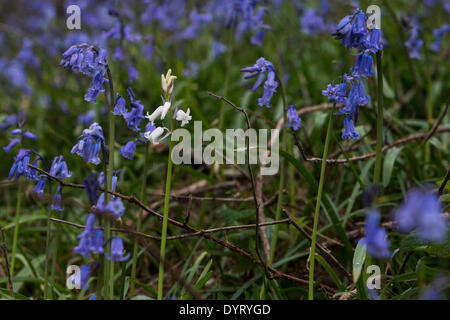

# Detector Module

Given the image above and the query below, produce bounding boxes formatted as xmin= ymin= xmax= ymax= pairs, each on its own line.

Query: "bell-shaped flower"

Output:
xmin=106 ymin=237 xmax=130 ymax=262
xmin=175 ymin=108 xmax=192 ymax=127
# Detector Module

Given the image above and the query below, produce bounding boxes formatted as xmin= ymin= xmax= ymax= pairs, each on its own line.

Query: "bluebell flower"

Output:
xmin=49 ymin=155 xmax=72 ymax=179
xmin=120 ymin=141 xmax=136 ymax=160
xmin=0 ymin=114 xmax=18 ymax=132
xmin=405 ymin=18 xmax=423 ymax=59
xmin=106 ymin=198 xmax=125 ymax=220
xmin=140 ymin=122 xmax=156 ymax=140
xmin=395 ymin=188 xmax=447 ymax=243
xmin=241 ymin=58 xmax=278 ymax=108
xmin=112 ymin=94 xmax=127 ymax=116
xmin=89 ymin=294 xmax=97 ymax=300
xmin=84 ymin=71 xmax=106 ymax=103
xmin=300 ymin=8 xmax=326 ymax=35
xmin=51 ymin=185 xmax=64 ymax=211
xmin=3 ymin=138 xmax=20 ymax=153
xmin=421 ymin=275 xmax=449 ymax=300
xmin=74 ymin=230 xmax=91 ymax=258
xmin=322 ymin=82 xmax=347 ymax=104
xmin=90 ymin=229 xmax=104 ymax=254
xmin=365 ymin=28 xmax=383 ymax=53
xmin=341 ymin=117 xmax=360 ymax=140
xmin=77 ymin=110 xmax=95 ymax=126
xmin=84 ymin=173 xmax=99 ymax=203
xmin=8 ymin=148 xmax=36 ymax=181
xmin=337 ymin=79 xmax=370 ymax=121
xmin=333 ymin=10 xmax=368 ymax=49
xmin=430 ymin=24 xmax=450 ymax=52
xmin=363 ymin=210 xmax=391 ymax=258
xmin=71 ymin=123 xmax=105 ymax=165
xmin=123 ymin=101 xmax=144 ymax=132
xmin=211 ymin=41 xmax=226 ymax=59
xmin=32 ymin=177 xmax=46 ymax=199
xmin=352 ymin=53 xmax=375 ymax=77
xmin=23 ymin=131 xmax=36 ymax=140
xmin=258 ymin=72 xmax=278 ymax=108
xmin=128 ymin=65 xmax=139 ymax=83
xmin=106 ymin=237 xmax=130 ymax=262
xmin=80 ymin=264 xmax=90 ymax=290
xmin=286 ymin=105 xmax=301 ymax=131
xmin=60 ymin=44 xmax=109 ymax=102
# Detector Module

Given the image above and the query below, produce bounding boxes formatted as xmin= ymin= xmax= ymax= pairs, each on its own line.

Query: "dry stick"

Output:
xmin=439 ymin=169 xmax=450 ymax=196
xmin=208 ymin=92 xmax=270 ymax=277
xmin=29 ymin=166 xmax=333 ymax=293
xmin=303 ymin=128 xmax=450 ymax=163
xmin=0 ymin=227 xmax=14 ymax=298
xmin=282 ymin=209 xmax=352 ymax=282
xmin=416 ymin=97 xmax=450 ymax=150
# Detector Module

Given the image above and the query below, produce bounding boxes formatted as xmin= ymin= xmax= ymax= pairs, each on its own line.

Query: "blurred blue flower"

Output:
xmin=430 ymin=24 xmax=450 ymax=52
xmin=405 ymin=18 xmax=423 ymax=59
xmin=363 ymin=210 xmax=391 ymax=258
xmin=3 ymin=138 xmax=20 ymax=153
xmin=395 ymin=188 xmax=447 ymax=243
xmin=32 ymin=177 xmax=46 ymax=199
xmin=286 ymin=105 xmax=301 ymax=131
xmin=0 ymin=114 xmax=18 ymax=131
xmin=51 ymin=185 xmax=64 ymax=211
xmin=106 ymin=198 xmax=125 ymax=220
xmin=120 ymin=141 xmax=136 ymax=160
xmin=128 ymin=65 xmax=139 ymax=83
xmin=78 ymin=110 xmax=96 ymax=126
xmin=106 ymin=237 xmax=130 ymax=262
xmin=84 ymin=173 xmax=99 ymax=203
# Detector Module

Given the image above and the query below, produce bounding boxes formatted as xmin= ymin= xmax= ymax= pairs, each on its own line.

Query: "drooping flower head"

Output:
xmin=8 ymin=148 xmax=38 ymax=181
xmin=240 ymin=57 xmax=278 ymax=108
xmin=286 ymin=105 xmax=301 ymax=131
xmin=49 ymin=155 xmax=72 ymax=179
xmin=322 ymin=82 xmax=347 ymax=104
xmin=106 ymin=237 xmax=130 ymax=262
xmin=71 ymin=123 xmax=105 ymax=165
xmin=60 ymin=43 xmax=109 ymax=103
xmin=120 ymin=141 xmax=136 ymax=160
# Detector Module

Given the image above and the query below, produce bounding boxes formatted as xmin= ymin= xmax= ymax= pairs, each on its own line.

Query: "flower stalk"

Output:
xmin=373 ymin=51 xmax=384 ymax=184
xmin=308 ymin=104 xmax=335 ymax=300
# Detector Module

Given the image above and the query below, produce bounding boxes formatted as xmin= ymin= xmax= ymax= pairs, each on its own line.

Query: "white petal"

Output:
xmin=161 ymin=101 xmax=171 ymax=120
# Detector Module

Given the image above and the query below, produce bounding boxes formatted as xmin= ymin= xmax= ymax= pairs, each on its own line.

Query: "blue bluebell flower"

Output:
xmin=90 ymin=229 xmax=104 ymax=254
xmin=8 ymin=148 xmax=37 ymax=181
xmin=0 ymin=114 xmax=18 ymax=131
xmin=333 ymin=10 xmax=368 ymax=49
xmin=421 ymin=275 xmax=449 ymax=300
xmin=430 ymin=24 xmax=450 ymax=52
xmin=106 ymin=198 xmax=125 ymax=220
xmin=112 ymin=94 xmax=127 ymax=116
xmin=84 ymin=72 xmax=106 ymax=103
xmin=49 ymin=155 xmax=72 ymax=179
xmin=365 ymin=28 xmax=383 ymax=53
xmin=3 ymin=138 xmax=20 ymax=153
xmin=32 ymin=177 xmax=46 ymax=199
xmin=84 ymin=173 xmax=99 ymax=203
xmin=123 ymin=101 xmax=144 ymax=132
xmin=363 ymin=210 xmax=391 ymax=258
xmin=300 ymin=8 xmax=326 ymax=35
xmin=79 ymin=264 xmax=90 ymax=290
xmin=71 ymin=123 xmax=105 ymax=165
xmin=286 ymin=105 xmax=301 ymax=131
xmin=128 ymin=65 xmax=139 ymax=83
xmin=89 ymin=294 xmax=97 ymax=300
xmin=351 ymin=53 xmax=375 ymax=77
xmin=337 ymin=79 xmax=370 ymax=121
xmin=241 ymin=58 xmax=278 ymax=108
xmin=395 ymin=188 xmax=447 ymax=243
xmin=23 ymin=131 xmax=36 ymax=140
xmin=405 ymin=18 xmax=423 ymax=59
xmin=322 ymin=82 xmax=347 ymax=104
xmin=211 ymin=41 xmax=226 ymax=59
xmin=120 ymin=141 xmax=136 ymax=160
xmin=106 ymin=237 xmax=130 ymax=262
xmin=341 ymin=117 xmax=360 ymax=140
xmin=77 ymin=110 xmax=95 ymax=126
xmin=51 ymin=185 xmax=64 ymax=211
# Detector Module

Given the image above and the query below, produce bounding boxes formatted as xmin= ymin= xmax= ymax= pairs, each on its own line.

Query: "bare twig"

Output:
xmin=439 ymin=168 xmax=450 ymax=196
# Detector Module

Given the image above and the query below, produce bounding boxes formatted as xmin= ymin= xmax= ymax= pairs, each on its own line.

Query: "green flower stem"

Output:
xmin=308 ymin=104 xmax=335 ymax=300
xmin=104 ymin=66 xmax=116 ymax=300
xmin=130 ymin=143 xmax=150 ymax=297
xmin=157 ymin=111 xmax=175 ymax=300
xmin=374 ymin=51 xmax=384 ymax=184
xmin=43 ymin=206 xmax=51 ymax=299
xmin=10 ymin=179 xmax=22 ymax=277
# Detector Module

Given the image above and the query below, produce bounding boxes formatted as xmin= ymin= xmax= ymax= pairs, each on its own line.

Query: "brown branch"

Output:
xmin=439 ymin=168 xmax=450 ymax=196
xmin=417 ymin=96 xmax=450 ymax=149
